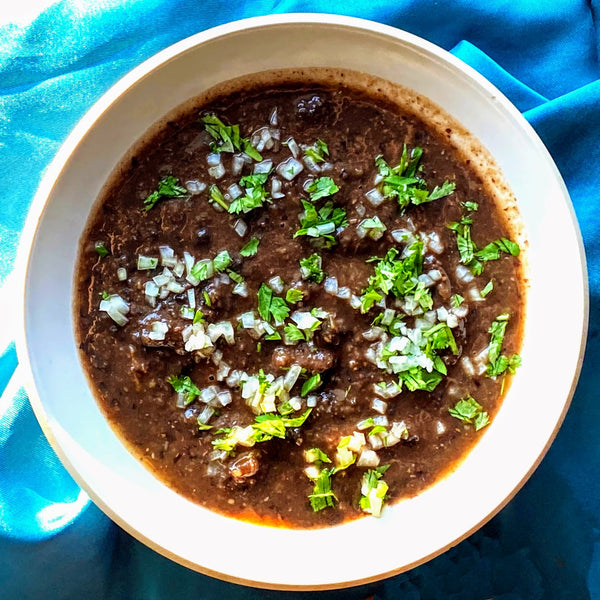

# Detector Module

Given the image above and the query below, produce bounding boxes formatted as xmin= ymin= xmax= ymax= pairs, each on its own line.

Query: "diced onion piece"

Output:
xmin=418 ymin=273 xmax=434 ymax=288
xmin=187 ymin=289 xmax=196 ymax=309
xmin=227 ymin=183 xmax=243 ymax=200
xmin=291 ymin=311 xmax=320 ymax=330
xmin=181 ymin=306 xmax=195 ymax=320
xmin=357 ymin=449 xmax=380 ymax=468
xmin=469 ymin=286 xmax=486 ymax=302
xmin=391 ymin=228 xmax=412 ymax=244
xmin=306 ymin=395 xmax=318 ymax=408
xmin=152 ymin=272 xmax=171 ymax=287
xmin=461 ymin=356 xmax=475 ymax=377
xmin=233 ymin=219 xmax=248 ymax=237
xmin=336 ymin=286 xmax=351 ymax=300
xmin=268 ymin=276 xmax=284 ymax=294
xmin=428 ymin=269 xmax=442 ymax=282
xmin=166 ymin=280 xmax=185 ymax=294
xmin=456 ymin=264 xmax=475 ymax=283
xmin=225 ymin=370 xmax=243 ymax=388
xmin=271 ymin=177 xmax=285 ymax=199
xmin=200 ymin=386 xmax=218 ymax=404
xmin=173 ymin=260 xmax=185 ymax=278
xmin=206 ymin=152 xmax=222 ymax=166
xmin=217 ymin=389 xmax=233 ymax=406
xmin=276 ymin=157 xmax=304 ymax=181
xmin=324 ymin=276 xmax=338 ymax=296
xmin=269 ymin=107 xmax=279 ymax=126
xmin=446 ymin=313 xmax=459 ymax=328
xmin=116 ymin=267 xmax=127 ymax=281
xmin=148 ymin=321 xmax=169 ymax=341
xmin=283 ymin=364 xmax=302 ymax=391
xmin=286 ymin=137 xmax=300 ymax=159
xmin=207 ymin=321 xmax=235 ymax=345
xmin=239 ymin=312 xmax=257 ymax=329
xmin=350 ymin=295 xmax=362 ymax=310
xmin=302 ymin=155 xmax=321 ymax=174
xmin=288 ymin=396 xmax=302 ymax=411
xmin=365 ymin=188 xmax=385 ymax=206
xmin=254 ymin=159 xmax=273 ymax=174
xmin=232 ymin=282 xmax=248 ymax=297
xmin=208 ymin=163 xmax=226 ymax=179
xmin=437 ymin=306 xmax=449 ymax=322
xmin=185 ymin=180 xmax=207 ymax=195
xmin=231 ymin=154 xmax=246 ymax=176
xmin=144 ymin=281 xmax=160 ymax=297
xmin=371 ymin=398 xmax=388 ymax=414
xmin=197 ymin=405 xmax=215 ymax=425
xmin=373 ymin=173 xmax=384 ymax=185
xmin=369 ymin=434 xmax=384 ymax=450
xmin=426 ymin=231 xmax=444 ymax=254
xmin=137 ymin=255 xmax=158 ymax=270
xmin=99 ymin=294 xmax=130 ymax=326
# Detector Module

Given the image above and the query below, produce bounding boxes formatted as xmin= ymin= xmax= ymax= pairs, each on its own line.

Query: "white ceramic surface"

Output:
xmin=17 ymin=14 xmax=587 ymax=590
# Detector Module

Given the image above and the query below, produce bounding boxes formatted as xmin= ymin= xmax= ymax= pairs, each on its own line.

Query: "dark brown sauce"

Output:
xmin=75 ymin=77 xmax=523 ymax=528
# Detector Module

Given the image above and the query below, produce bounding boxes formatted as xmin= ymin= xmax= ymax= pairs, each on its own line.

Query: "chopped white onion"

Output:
xmin=283 ymin=364 xmax=302 ymax=391
xmin=286 ymin=137 xmax=300 ymax=159
xmin=148 ymin=321 xmax=169 ymax=341
xmin=276 ymin=157 xmax=304 ymax=181
xmin=197 ymin=405 xmax=215 ymax=425
xmin=324 ymin=276 xmax=339 ymax=296
xmin=144 ymin=281 xmax=160 ymax=297
xmin=185 ymin=180 xmax=206 ymax=195
xmin=254 ymin=159 xmax=273 ymax=174
xmin=456 ymin=265 xmax=475 ymax=283
xmin=371 ymin=398 xmax=388 ymax=414
xmin=137 ymin=255 xmax=158 ymax=270
xmin=357 ymin=450 xmax=380 ymax=468
xmin=268 ymin=276 xmax=285 ymax=294
xmin=269 ymin=107 xmax=279 ymax=126
xmin=206 ymin=152 xmax=222 ymax=166
xmin=336 ymin=286 xmax=351 ymax=300
xmin=208 ymin=163 xmax=226 ymax=179
xmin=365 ymin=188 xmax=385 ymax=206
xmin=116 ymin=267 xmax=127 ymax=281
xmin=217 ymin=389 xmax=232 ymax=406
xmin=232 ymin=282 xmax=248 ymax=297
xmin=99 ymin=294 xmax=130 ymax=326
xmin=271 ymin=177 xmax=285 ymax=199
xmin=207 ymin=321 xmax=235 ymax=345
xmin=231 ymin=154 xmax=246 ymax=176
xmin=391 ymin=228 xmax=412 ymax=244
xmin=233 ymin=219 xmax=248 ymax=237
xmin=227 ymin=183 xmax=243 ymax=200
xmin=302 ymin=155 xmax=321 ymax=174
xmin=306 ymin=395 xmax=318 ymax=408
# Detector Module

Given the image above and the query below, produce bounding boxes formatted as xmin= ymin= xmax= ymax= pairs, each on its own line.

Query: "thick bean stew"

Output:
xmin=76 ymin=73 xmax=524 ymax=528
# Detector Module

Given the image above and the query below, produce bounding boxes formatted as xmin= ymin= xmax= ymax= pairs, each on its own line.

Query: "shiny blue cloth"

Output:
xmin=1 ymin=1 xmax=599 ymax=598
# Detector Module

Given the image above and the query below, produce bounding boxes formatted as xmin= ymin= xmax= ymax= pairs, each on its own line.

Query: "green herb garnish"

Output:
xmin=143 ymin=175 xmax=187 ymax=211
xmin=257 ymin=283 xmax=290 ymax=324
xmin=295 ymin=200 xmax=348 ymax=246
xmin=285 ymin=288 xmax=304 ymax=303
xmin=304 ymin=139 xmax=329 ymax=163
xmin=212 ymin=250 xmax=232 ymax=272
xmin=359 ymin=465 xmax=390 ymax=517
xmin=95 ymin=242 xmax=109 ymax=257
xmin=449 ymin=396 xmax=490 ymax=430
xmin=201 ymin=113 xmax=261 ymax=161
xmin=299 ymin=253 xmax=325 ymax=283
xmin=229 ymin=173 xmax=271 ymax=214
xmin=486 ymin=313 xmax=522 ymax=377
xmin=168 ymin=374 xmax=201 ymax=406
xmin=301 ymin=373 xmax=322 ymax=397
xmin=308 ymin=468 xmax=337 ymax=511
xmin=240 ymin=237 xmax=260 ymax=257
xmin=307 ymin=177 xmax=339 ymax=201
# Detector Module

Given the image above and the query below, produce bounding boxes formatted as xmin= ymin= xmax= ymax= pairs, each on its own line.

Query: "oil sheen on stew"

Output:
xmin=76 ymin=80 xmax=523 ymax=528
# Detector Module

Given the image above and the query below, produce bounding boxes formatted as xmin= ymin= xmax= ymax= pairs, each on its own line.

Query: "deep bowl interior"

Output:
xmin=18 ymin=14 xmax=587 ymax=590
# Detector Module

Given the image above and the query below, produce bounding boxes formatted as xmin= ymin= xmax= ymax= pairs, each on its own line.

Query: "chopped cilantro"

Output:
xmin=304 ymin=448 xmax=331 ymax=464
xmin=301 ymin=373 xmax=322 ymax=397
xmin=308 ymin=468 xmax=337 ymax=511
xmin=240 ymin=237 xmax=260 ymax=257
xmin=212 ymin=250 xmax=232 ymax=272
xmin=480 ymin=280 xmax=494 ymax=297
xmin=486 ymin=313 xmax=522 ymax=377
xmin=100 ymin=291 xmax=110 ymax=300
xmin=359 ymin=465 xmax=390 ymax=517
xmin=304 ymin=139 xmax=329 ymax=163
xmin=95 ymin=242 xmax=109 ymax=257
xmin=294 ymin=199 xmax=348 ymax=247
xmin=143 ymin=176 xmax=187 ymax=211
xmin=192 ymin=309 xmax=205 ymax=324
xmin=203 ymin=290 xmax=212 ymax=307
xmin=375 ymin=146 xmax=455 ymax=210
xmin=360 ymin=241 xmax=429 ymax=313
xmin=285 ymin=288 xmax=304 ymax=303
xmin=449 ymin=396 xmax=490 ymax=431
xmin=284 ymin=323 xmax=306 ymax=342
xmin=451 ymin=294 xmax=464 ymax=308
xmin=229 ymin=173 xmax=271 ymax=214
xmin=201 ymin=113 xmax=262 ymax=161
xmin=299 ymin=253 xmax=325 ymax=283
xmin=257 ymin=283 xmax=290 ymax=324
xmin=307 ymin=176 xmax=339 ymax=201
xmin=168 ymin=374 xmax=201 ymax=406
xmin=209 ymin=184 xmax=229 ymax=211
xmin=360 ymin=216 xmax=387 ymax=240
xmin=462 ymin=200 xmax=479 ymax=212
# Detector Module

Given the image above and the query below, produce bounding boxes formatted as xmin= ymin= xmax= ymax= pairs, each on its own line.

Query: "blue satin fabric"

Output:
xmin=1 ymin=2 xmax=599 ymax=598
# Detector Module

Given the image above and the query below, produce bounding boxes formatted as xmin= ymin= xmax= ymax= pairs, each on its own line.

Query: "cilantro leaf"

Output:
xmin=299 ymin=253 xmax=325 ymax=283
xmin=201 ymin=113 xmax=262 ymax=161
xmin=486 ymin=313 xmax=521 ymax=377
xmin=301 ymin=373 xmax=322 ymax=396
xmin=304 ymin=139 xmax=329 ymax=163
xmin=143 ymin=176 xmax=187 ymax=211
xmin=212 ymin=250 xmax=232 ymax=272
xmin=240 ymin=237 xmax=260 ymax=257
xmin=359 ymin=465 xmax=390 ymax=517
xmin=285 ymin=288 xmax=304 ymax=303
xmin=168 ymin=375 xmax=201 ymax=406
xmin=95 ymin=242 xmax=109 ymax=257
xmin=308 ymin=468 xmax=337 ymax=511
xmin=208 ymin=184 xmax=229 ymax=210
xmin=307 ymin=177 xmax=339 ymax=201
xmin=449 ymin=396 xmax=490 ymax=431
xmin=284 ymin=323 xmax=305 ymax=342
xmin=257 ymin=283 xmax=290 ymax=324
xmin=294 ymin=200 xmax=348 ymax=247
xmin=229 ymin=173 xmax=270 ymax=214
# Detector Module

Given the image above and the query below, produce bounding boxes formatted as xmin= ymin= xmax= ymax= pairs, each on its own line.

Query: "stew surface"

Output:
xmin=76 ymin=74 xmax=523 ymax=527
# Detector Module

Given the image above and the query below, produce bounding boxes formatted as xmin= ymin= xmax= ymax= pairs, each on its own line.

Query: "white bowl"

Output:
xmin=16 ymin=14 xmax=587 ymax=590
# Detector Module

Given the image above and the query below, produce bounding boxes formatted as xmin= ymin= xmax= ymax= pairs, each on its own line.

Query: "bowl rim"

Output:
xmin=15 ymin=12 xmax=589 ymax=590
